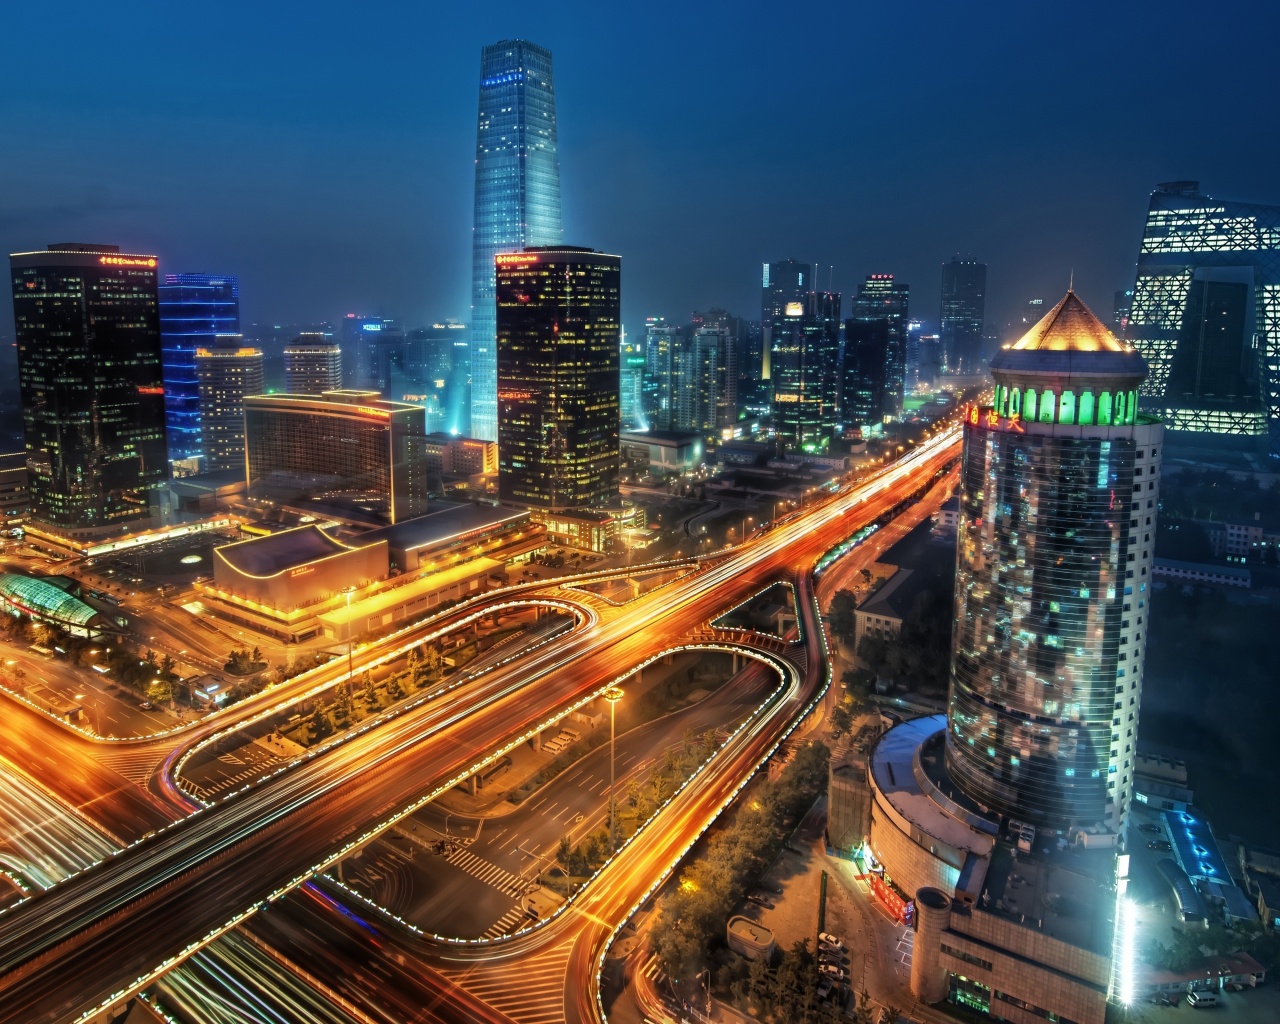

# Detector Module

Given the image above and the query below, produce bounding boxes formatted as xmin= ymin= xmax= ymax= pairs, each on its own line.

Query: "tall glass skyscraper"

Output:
xmin=1126 ymin=181 xmax=1280 ymax=452
xmin=850 ymin=273 xmax=910 ymax=416
xmin=770 ymin=291 xmax=841 ymax=453
xmin=496 ymin=247 xmax=620 ymax=511
xmin=470 ymin=39 xmax=563 ymax=443
xmin=948 ymin=292 xmax=1162 ymax=831
xmin=940 ymin=256 xmax=987 ymax=373
xmin=10 ymin=244 xmax=169 ymax=534
xmin=158 ymin=273 xmax=240 ymax=464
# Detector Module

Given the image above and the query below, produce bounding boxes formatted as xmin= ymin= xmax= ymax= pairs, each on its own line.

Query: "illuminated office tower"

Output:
xmin=1126 ymin=181 xmax=1280 ymax=452
xmin=948 ymin=292 xmax=1162 ymax=831
xmin=642 ymin=319 xmax=676 ymax=431
xmin=770 ymin=290 xmax=840 ymax=453
xmin=618 ymin=327 xmax=648 ymax=432
xmin=675 ymin=326 xmax=735 ymax=441
xmin=470 ymin=40 xmax=563 ymax=442
xmin=9 ymin=244 xmax=168 ymax=535
xmin=244 ymin=391 xmax=427 ymax=524
xmin=841 ymin=319 xmax=890 ymax=432
xmin=940 ymin=256 xmax=987 ymax=372
xmin=284 ymin=335 xmax=343 ymax=394
xmin=496 ymin=247 xmax=620 ymax=510
xmin=158 ymin=273 xmax=239 ymax=464
xmin=761 ymin=259 xmax=810 ymax=383
xmin=850 ymin=274 xmax=910 ymax=415
xmin=195 ymin=339 xmax=264 ymax=473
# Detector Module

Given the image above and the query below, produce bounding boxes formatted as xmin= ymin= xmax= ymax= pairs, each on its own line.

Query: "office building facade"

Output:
xmin=158 ymin=273 xmax=239 ymax=464
xmin=761 ymin=259 xmax=811 ymax=384
xmin=1126 ymin=181 xmax=1280 ymax=451
xmin=620 ymin=327 xmax=646 ymax=431
xmin=470 ymin=40 xmax=563 ymax=443
xmin=950 ymin=292 xmax=1162 ymax=831
xmin=850 ymin=274 xmax=910 ymax=416
xmin=841 ymin=319 xmax=891 ymax=432
xmin=675 ymin=326 xmax=736 ymax=441
xmin=495 ymin=247 xmax=620 ymax=511
xmin=770 ymin=290 xmax=841 ymax=453
xmin=284 ymin=335 xmax=343 ymax=394
xmin=244 ymin=391 xmax=427 ymax=523
xmin=195 ymin=340 xmax=264 ymax=473
xmin=642 ymin=319 xmax=676 ymax=431
xmin=940 ymin=256 xmax=987 ymax=373
xmin=10 ymin=244 xmax=169 ymax=535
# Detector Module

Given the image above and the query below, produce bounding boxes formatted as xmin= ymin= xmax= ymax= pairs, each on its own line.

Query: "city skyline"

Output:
xmin=2 ymin=3 xmax=1277 ymax=346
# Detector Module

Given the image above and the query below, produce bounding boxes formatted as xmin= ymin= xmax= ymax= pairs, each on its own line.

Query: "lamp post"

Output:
xmin=604 ymin=686 xmax=624 ymax=853
xmin=342 ymin=586 xmax=356 ymax=695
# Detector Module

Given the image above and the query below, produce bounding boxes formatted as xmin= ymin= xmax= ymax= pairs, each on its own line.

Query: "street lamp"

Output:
xmin=604 ymin=686 xmax=624 ymax=854
xmin=342 ymin=586 xmax=356 ymax=694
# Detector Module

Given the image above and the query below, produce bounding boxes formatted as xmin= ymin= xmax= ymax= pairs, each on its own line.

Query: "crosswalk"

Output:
xmin=640 ymin=951 xmax=667 ymax=984
xmin=187 ymin=761 xmax=280 ymax=801
xmin=445 ymin=845 xmax=528 ymax=898
xmin=482 ymin=904 xmax=527 ymax=939
xmin=437 ymin=939 xmax=570 ymax=1024
xmin=92 ymin=748 xmax=165 ymax=784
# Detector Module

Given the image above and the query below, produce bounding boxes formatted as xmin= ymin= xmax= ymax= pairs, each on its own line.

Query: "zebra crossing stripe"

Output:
xmin=482 ymin=905 xmax=525 ymax=939
xmin=445 ymin=846 xmax=526 ymax=897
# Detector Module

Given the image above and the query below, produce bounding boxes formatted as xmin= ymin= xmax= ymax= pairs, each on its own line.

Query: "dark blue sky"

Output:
xmin=2 ymin=0 xmax=1278 ymax=341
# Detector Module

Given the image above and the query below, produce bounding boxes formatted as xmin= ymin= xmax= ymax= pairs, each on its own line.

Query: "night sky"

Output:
xmin=2 ymin=0 xmax=1278 ymax=343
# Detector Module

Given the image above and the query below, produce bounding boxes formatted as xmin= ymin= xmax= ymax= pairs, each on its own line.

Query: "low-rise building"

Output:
xmin=0 ymin=452 xmax=29 ymax=525
xmin=1153 ymin=557 xmax=1250 ymax=588
xmin=536 ymin=508 xmax=617 ymax=552
xmin=619 ymin=429 xmax=703 ymax=477
xmin=726 ymin=916 xmax=775 ymax=962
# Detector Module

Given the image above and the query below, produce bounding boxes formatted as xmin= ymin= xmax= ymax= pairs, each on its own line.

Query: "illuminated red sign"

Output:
xmin=289 ymin=566 xmax=314 ymax=577
xmin=870 ymin=874 xmax=907 ymax=922
xmin=969 ymin=406 xmax=1025 ymax=432
xmin=99 ymin=256 xmax=156 ymax=268
xmin=136 ymin=386 xmax=164 ymax=396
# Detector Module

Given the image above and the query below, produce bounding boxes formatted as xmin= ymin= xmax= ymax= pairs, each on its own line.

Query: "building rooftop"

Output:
xmin=0 ymin=572 xmax=103 ymax=632
xmin=352 ymin=503 xmax=528 ymax=554
xmin=1009 ymin=291 xmax=1127 ymax=353
xmin=857 ymin=568 xmax=932 ymax=622
xmin=215 ymin=525 xmax=368 ymax=578
xmin=1154 ymin=557 xmax=1251 ymax=580
xmin=620 ymin=429 xmax=702 ymax=446
xmin=315 ymin=557 xmax=500 ymax=627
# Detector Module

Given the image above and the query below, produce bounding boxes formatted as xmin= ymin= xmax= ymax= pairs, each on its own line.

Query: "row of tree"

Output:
xmin=648 ymin=740 xmax=830 ymax=981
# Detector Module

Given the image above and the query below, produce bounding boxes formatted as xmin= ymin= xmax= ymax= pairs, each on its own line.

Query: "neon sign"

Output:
xmin=136 ymin=386 xmax=164 ymax=396
xmin=99 ymin=256 xmax=156 ymax=268
xmin=496 ymin=253 xmax=539 ymax=266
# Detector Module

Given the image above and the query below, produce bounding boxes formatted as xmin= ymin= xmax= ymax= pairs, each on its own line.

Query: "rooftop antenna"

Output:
xmin=1069 ymin=269 xmax=1075 ymax=293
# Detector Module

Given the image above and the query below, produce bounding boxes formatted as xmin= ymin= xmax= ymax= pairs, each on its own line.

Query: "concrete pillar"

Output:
xmin=531 ymin=728 xmax=542 ymax=751
xmin=732 ymin=652 xmax=741 ymax=674
xmin=464 ymin=774 xmax=478 ymax=795
xmin=910 ymin=886 xmax=952 ymax=1005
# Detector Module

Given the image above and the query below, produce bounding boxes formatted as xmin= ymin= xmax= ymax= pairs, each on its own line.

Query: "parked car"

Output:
xmin=818 ymin=933 xmax=844 ymax=951
xmin=1148 ymin=839 xmax=1173 ymax=851
xmin=138 ymin=701 xmax=155 ymax=711
xmin=818 ymin=963 xmax=848 ymax=980
xmin=1138 ymin=823 xmax=1162 ymax=834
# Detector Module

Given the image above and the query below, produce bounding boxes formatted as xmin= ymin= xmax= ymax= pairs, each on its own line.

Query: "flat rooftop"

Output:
xmin=316 ymin=557 xmax=500 ymax=626
xmin=870 ymin=715 xmax=996 ymax=858
xmin=352 ymin=503 xmax=529 ymax=553
xmin=980 ymin=835 xmax=1117 ymax=954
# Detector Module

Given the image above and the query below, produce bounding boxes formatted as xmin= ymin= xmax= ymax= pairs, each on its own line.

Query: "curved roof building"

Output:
xmin=0 ymin=573 xmax=108 ymax=637
xmin=949 ymin=292 xmax=1163 ymax=831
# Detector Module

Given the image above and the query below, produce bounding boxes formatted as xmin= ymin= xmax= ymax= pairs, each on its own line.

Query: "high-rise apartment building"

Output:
xmin=675 ymin=326 xmax=736 ymax=440
xmin=1112 ymin=289 xmax=1133 ymax=334
xmin=158 ymin=273 xmax=239 ymax=464
xmin=496 ymin=247 xmax=620 ymax=511
xmin=940 ymin=256 xmax=987 ymax=373
xmin=950 ymin=291 xmax=1162 ymax=831
xmin=642 ymin=319 xmax=676 ymax=431
xmin=195 ymin=339 xmax=264 ymax=473
xmin=470 ymin=40 xmax=563 ymax=443
xmin=761 ymin=259 xmax=811 ymax=383
xmin=244 ymin=391 xmax=427 ymax=524
xmin=9 ymin=244 xmax=169 ymax=535
xmin=1126 ymin=181 xmax=1280 ymax=451
xmin=770 ymin=290 xmax=841 ymax=453
xmin=850 ymin=274 xmax=910 ymax=416
xmin=284 ymin=334 xmax=343 ymax=394
xmin=841 ymin=319 xmax=890 ymax=432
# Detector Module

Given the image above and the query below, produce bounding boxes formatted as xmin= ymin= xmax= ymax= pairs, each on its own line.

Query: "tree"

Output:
xmin=826 ymin=589 xmax=859 ymax=648
xmin=829 ymin=700 xmax=854 ymax=738
xmin=308 ymin=707 xmax=332 ymax=742
xmin=146 ymin=678 xmax=172 ymax=706
xmin=251 ymin=645 xmax=262 ymax=665
xmin=159 ymin=653 xmax=177 ymax=680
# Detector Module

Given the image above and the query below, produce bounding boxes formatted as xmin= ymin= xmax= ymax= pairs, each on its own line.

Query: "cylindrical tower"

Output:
xmin=946 ymin=292 xmax=1162 ymax=833
xmin=910 ymin=886 xmax=953 ymax=1004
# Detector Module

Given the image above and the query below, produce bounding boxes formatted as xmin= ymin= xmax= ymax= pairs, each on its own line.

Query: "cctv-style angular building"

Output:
xmin=1126 ymin=181 xmax=1280 ymax=452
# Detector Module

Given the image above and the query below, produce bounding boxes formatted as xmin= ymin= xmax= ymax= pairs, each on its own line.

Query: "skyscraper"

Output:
xmin=9 ymin=244 xmax=169 ymax=535
xmin=949 ymin=292 xmax=1162 ymax=831
xmin=1126 ymin=181 xmax=1280 ymax=452
xmin=496 ymin=247 xmax=620 ymax=511
xmin=619 ymin=327 xmax=646 ymax=431
xmin=940 ymin=256 xmax=987 ymax=373
xmin=471 ymin=40 xmax=563 ymax=442
xmin=840 ymin=319 xmax=890 ymax=432
xmin=761 ymin=259 xmax=811 ymax=383
xmin=850 ymin=274 xmax=910 ymax=416
xmin=158 ymin=273 xmax=240 ymax=464
xmin=675 ymin=326 xmax=736 ymax=441
xmin=770 ymin=290 xmax=840 ymax=453
xmin=642 ymin=319 xmax=676 ymax=431
xmin=284 ymin=335 xmax=343 ymax=394
xmin=195 ymin=338 xmax=264 ymax=473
